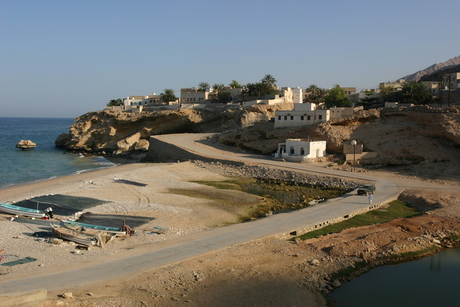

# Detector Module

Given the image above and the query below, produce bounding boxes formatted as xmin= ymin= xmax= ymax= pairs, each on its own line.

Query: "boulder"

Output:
xmin=16 ymin=140 xmax=36 ymax=150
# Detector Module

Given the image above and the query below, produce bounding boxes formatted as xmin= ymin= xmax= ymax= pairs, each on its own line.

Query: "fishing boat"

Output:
xmin=50 ymin=223 xmax=96 ymax=246
xmin=0 ymin=202 xmax=46 ymax=218
xmin=62 ymin=220 xmax=126 ymax=236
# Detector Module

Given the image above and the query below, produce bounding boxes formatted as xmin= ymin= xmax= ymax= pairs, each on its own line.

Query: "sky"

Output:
xmin=1 ymin=0 xmax=459 ymax=118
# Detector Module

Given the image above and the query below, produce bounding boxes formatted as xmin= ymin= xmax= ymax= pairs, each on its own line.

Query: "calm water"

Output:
xmin=0 ymin=117 xmax=116 ymax=189
xmin=329 ymin=246 xmax=460 ymax=307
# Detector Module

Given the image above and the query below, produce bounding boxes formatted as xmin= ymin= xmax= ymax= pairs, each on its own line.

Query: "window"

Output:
xmin=307 ymin=116 xmax=311 ymax=120
xmin=301 ymin=116 xmax=304 ymax=120
xmin=284 ymin=116 xmax=287 ymax=120
xmin=278 ymin=116 xmax=281 ymax=120
xmin=319 ymin=115 xmax=322 ymax=120
xmin=290 ymin=116 xmax=294 ymax=120
xmin=300 ymin=148 xmax=305 ymax=155
xmin=290 ymin=147 xmax=295 ymax=155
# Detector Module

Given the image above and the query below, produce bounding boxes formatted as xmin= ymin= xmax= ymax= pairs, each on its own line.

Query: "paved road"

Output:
xmin=0 ymin=133 xmax=442 ymax=294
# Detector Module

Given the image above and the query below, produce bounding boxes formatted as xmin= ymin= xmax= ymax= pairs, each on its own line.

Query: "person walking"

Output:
xmin=368 ymin=193 xmax=374 ymax=204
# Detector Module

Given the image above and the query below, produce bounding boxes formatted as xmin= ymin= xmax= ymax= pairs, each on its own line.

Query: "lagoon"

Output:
xmin=329 ymin=246 xmax=460 ymax=307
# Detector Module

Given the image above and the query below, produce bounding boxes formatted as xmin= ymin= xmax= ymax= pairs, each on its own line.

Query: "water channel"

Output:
xmin=329 ymin=246 xmax=460 ymax=307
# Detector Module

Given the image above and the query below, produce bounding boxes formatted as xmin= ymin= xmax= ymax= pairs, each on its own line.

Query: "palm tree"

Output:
xmin=229 ymin=80 xmax=242 ymax=88
xmin=211 ymin=84 xmax=229 ymax=103
xmin=212 ymin=83 xmax=225 ymax=94
xmin=305 ymin=84 xmax=326 ymax=104
xmin=198 ymin=82 xmax=209 ymax=92
xmin=400 ymin=81 xmax=432 ymax=105
xmin=261 ymin=74 xmax=277 ymax=87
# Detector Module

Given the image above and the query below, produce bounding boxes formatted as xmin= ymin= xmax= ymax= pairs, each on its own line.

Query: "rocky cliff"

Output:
xmin=56 ymin=104 xmax=460 ymax=181
xmin=55 ymin=103 xmax=293 ymax=158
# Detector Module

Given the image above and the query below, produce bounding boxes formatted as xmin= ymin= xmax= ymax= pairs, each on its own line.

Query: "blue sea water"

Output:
xmin=0 ymin=117 xmax=116 ymax=189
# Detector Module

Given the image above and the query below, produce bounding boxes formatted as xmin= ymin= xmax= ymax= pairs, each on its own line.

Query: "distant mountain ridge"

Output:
xmin=401 ymin=55 xmax=460 ymax=82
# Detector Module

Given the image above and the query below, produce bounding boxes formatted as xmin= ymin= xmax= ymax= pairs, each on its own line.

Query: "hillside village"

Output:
xmin=102 ymin=66 xmax=460 ymax=154
xmin=55 ymin=57 xmax=460 ymax=182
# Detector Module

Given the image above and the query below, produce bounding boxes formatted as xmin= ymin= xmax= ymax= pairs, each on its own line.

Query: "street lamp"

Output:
xmin=351 ymin=140 xmax=357 ymax=172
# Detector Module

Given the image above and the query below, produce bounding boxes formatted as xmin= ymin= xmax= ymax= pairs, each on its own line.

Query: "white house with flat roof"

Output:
xmin=274 ymin=103 xmax=330 ymax=128
xmin=275 ymin=139 xmax=327 ymax=162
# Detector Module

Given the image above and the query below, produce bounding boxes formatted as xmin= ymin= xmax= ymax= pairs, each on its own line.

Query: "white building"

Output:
xmin=275 ymin=139 xmax=327 ymax=162
xmin=274 ymin=103 xmax=330 ymax=128
xmin=123 ymin=94 xmax=162 ymax=107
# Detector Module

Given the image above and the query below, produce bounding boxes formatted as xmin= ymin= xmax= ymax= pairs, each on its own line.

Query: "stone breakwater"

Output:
xmin=192 ymin=160 xmax=360 ymax=190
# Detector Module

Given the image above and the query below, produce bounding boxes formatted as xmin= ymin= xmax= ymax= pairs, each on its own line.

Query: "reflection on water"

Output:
xmin=329 ymin=246 xmax=460 ymax=307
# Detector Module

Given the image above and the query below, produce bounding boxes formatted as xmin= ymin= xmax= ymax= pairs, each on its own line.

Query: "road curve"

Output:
xmin=0 ymin=133 xmax=415 ymax=294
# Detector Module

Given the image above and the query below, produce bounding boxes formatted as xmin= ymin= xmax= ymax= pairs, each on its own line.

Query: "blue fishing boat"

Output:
xmin=0 ymin=202 xmax=45 ymax=218
xmin=62 ymin=220 xmax=126 ymax=236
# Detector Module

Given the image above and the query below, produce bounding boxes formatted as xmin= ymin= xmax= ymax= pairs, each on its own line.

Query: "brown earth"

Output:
xmin=12 ymin=104 xmax=460 ymax=306
xmin=37 ymin=175 xmax=460 ymax=307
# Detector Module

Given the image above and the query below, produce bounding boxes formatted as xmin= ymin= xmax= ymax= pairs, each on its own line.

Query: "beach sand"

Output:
xmin=0 ymin=162 xmax=260 ymax=277
xmin=2 ymin=161 xmax=459 ymax=307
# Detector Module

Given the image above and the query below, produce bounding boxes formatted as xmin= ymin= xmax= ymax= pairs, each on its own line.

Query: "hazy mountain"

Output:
xmin=401 ymin=55 xmax=460 ymax=82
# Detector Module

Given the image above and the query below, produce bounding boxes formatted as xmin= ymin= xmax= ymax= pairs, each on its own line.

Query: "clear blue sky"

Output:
xmin=1 ymin=0 xmax=459 ymax=118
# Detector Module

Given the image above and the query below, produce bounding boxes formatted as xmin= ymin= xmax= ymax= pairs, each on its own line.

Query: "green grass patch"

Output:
xmin=191 ymin=178 xmax=255 ymax=191
xmin=296 ymin=200 xmax=421 ymax=240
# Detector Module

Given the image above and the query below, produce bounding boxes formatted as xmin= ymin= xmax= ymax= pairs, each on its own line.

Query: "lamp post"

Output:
xmin=351 ymin=140 xmax=357 ymax=172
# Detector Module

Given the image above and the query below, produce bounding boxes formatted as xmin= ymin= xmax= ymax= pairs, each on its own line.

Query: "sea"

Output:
xmin=0 ymin=117 xmax=116 ymax=189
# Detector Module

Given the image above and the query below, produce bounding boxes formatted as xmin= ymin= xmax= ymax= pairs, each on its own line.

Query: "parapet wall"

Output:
xmin=275 ymin=194 xmax=398 ymax=240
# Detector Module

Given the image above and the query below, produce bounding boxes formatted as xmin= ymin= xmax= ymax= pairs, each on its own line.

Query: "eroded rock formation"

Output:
xmin=55 ymin=103 xmax=293 ymax=158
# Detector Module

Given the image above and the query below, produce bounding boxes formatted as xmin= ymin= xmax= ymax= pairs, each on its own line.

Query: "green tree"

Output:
xmin=198 ymin=82 xmax=209 ymax=92
xmin=107 ymin=98 xmax=123 ymax=106
xmin=262 ymin=74 xmax=277 ymax=87
xmin=160 ymin=89 xmax=177 ymax=104
xmin=242 ymin=75 xmax=278 ymax=98
xmin=305 ymin=84 xmax=327 ymax=104
xmin=400 ymin=81 xmax=432 ymax=105
xmin=210 ymin=84 xmax=230 ymax=103
xmin=360 ymin=90 xmax=379 ymax=105
xmin=243 ymin=82 xmax=264 ymax=97
xmin=379 ymin=85 xmax=401 ymax=102
xmin=229 ymin=80 xmax=242 ymax=88
xmin=324 ymin=85 xmax=351 ymax=108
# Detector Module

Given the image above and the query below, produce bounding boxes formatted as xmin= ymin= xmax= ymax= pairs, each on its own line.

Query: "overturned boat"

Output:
xmin=0 ymin=202 xmax=45 ymax=218
xmin=50 ymin=223 xmax=97 ymax=247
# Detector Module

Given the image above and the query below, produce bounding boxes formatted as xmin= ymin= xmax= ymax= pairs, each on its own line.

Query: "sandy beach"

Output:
xmin=0 ymin=162 xmax=261 ymax=277
xmin=1 ymin=161 xmax=460 ymax=307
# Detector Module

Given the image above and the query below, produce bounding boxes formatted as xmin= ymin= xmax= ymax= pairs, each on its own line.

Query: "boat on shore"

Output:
xmin=62 ymin=220 xmax=126 ymax=236
xmin=0 ymin=202 xmax=46 ymax=218
xmin=50 ymin=223 xmax=97 ymax=247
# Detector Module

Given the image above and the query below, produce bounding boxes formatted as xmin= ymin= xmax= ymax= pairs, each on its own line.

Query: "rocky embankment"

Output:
xmin=54 ymin=103 xmax=293 ymax=158
xmin=219 ymin=105 xmax=460 ymax=182
xmin=192 ymin=160 xmax=360 ymax=190
xmin=55 ymin=104 xmax=460 ymax=182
